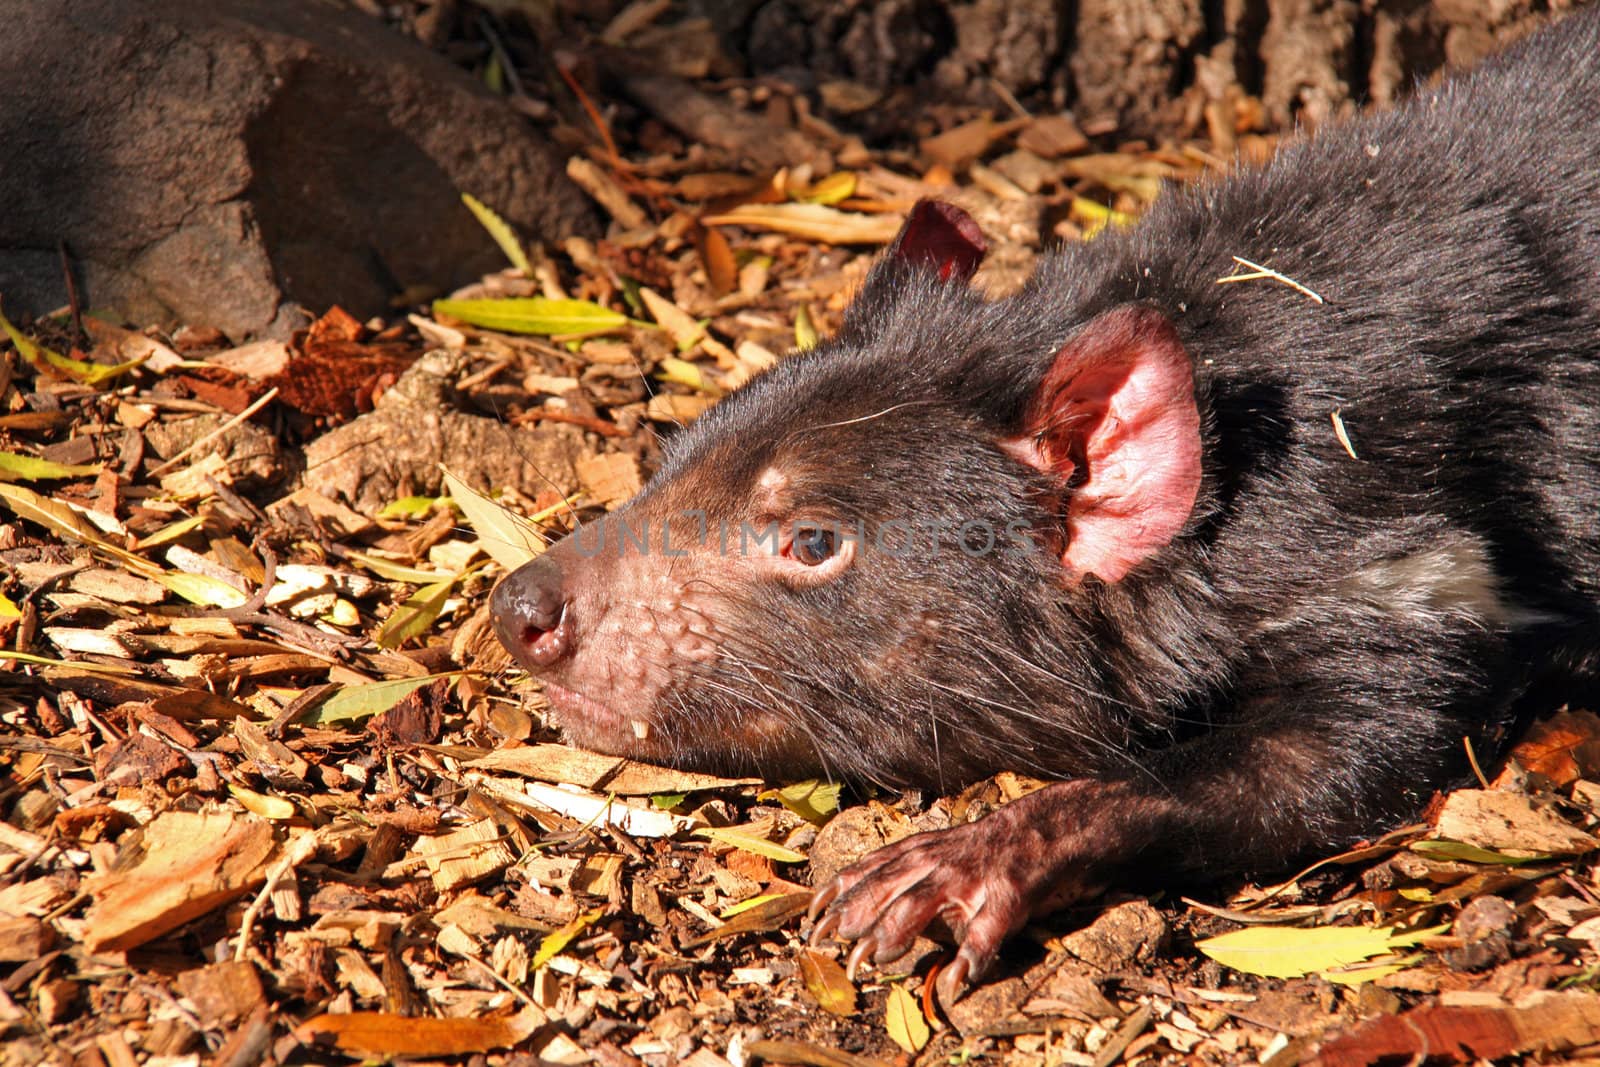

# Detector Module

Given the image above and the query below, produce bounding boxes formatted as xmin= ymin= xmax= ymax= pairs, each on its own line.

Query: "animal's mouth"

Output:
xmin=541 ymin=681 xmax=659 ymax=753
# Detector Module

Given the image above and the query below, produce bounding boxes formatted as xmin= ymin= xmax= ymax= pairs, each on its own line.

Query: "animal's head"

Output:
xmin=493 ymin=202 xmax=1205 ymax=789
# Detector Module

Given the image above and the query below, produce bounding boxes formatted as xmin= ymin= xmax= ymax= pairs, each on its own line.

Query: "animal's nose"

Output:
xmin=490 ymin=555 xmax=574 ymax=669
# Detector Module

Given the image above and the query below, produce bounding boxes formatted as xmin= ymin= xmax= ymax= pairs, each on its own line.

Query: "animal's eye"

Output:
xmin=788 ymin=525 xmax=837 ymax=566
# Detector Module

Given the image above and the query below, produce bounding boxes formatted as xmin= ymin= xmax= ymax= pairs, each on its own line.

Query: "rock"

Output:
xmin=296 ymin=348 xmax=586 ymax=515
xmin=0 ymin=0 xmax=596 ymax=339
xmin=143 ymin=413 xmax=290 ymax=490
xmin=1058 ymin=900 xmax=1169 ymax=971
xmin=805 ymin=801 xmax=919 ymax=888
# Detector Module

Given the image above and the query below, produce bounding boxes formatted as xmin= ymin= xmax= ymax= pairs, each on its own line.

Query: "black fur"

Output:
xmin=494 ymin=7 xmax=1600 ymax=964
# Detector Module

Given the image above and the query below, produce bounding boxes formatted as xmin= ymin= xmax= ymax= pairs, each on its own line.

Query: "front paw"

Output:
xmin=807 ymin=817 xmax=1050 ymax=1002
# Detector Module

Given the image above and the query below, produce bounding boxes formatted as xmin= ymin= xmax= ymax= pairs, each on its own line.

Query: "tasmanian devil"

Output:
xmin=493 ymin=8 xmax=1600 ymax=999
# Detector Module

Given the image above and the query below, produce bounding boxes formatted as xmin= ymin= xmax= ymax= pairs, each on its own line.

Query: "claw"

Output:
xmin=935 ymin=952 xmax=972 ymax=1005
xmin=809 ymin=911 xmax=840 ymax=947
xmin=845 ymin=937 xmax=877 ymax=982
xmin=807 ymin=881 xmax=840 ymax=922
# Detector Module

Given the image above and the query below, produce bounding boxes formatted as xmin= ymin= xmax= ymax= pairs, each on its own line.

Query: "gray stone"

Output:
xmin=0 ymin=0 xmax=596 ymax=339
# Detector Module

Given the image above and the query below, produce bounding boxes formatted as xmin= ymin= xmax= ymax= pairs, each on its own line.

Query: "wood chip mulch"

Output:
xmin=3 ymin=5 xmax=1600 ymax=1066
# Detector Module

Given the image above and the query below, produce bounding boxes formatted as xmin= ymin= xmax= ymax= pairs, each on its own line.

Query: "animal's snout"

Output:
xmin=491 ymin=555 xmax=574 ymax=670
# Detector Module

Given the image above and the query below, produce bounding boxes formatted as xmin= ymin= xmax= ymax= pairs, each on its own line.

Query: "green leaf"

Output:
xmin=693 ymin=826 xmax=806 ymax=864
xmin=374 ymin=578 xmax=455 ymax=650
xmin=649 ymin=792 xmax=688 ymax=811
xmin=1196 ymin=922 xmax=1448 ymax=979
xmin=1411 ymin=839 xmax=1548 ymax=865
xmin=439 ymin=467 xmax=545 ymax=572
xmin=461 ymin=193 xmax=531 ymax=274
xmin=376 ymin=495 xmax=445 ymax=521
xmin=307 ymin=673 xmax=456 ymax=725
xmin=0 ymin=451 xmax=102 ymax=483
xmin=345 ymin=549 xmax=452 ymax=585
xmin=432 ymin=297 xmax=628 ymax=338
xmin=884 ymin=983 xmax=929 ymax=1053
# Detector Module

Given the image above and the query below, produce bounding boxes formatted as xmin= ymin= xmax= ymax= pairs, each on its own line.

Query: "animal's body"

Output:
xmin=494 ymin=8 xmax=1600 ymax=997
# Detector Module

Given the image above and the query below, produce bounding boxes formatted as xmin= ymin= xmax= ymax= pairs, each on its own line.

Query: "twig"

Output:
xmin=474 ymin=12 xmax=526 ymax=98
xmin=233 ymin=833 xmax=317 ymax=962
xmin=57 ymin=240 xmax=85 ymax=351
xmin=1331 ymin=409 xmax=1358 ymax=459
xmin=1216 ymin=256 xmax=1325 ymax=304
xmin=558 ymin=62 xmax=624 ymax=173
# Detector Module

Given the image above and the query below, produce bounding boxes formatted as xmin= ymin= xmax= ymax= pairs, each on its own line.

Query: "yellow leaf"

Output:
xmin=1197 ymin=923 xmax=1445 ymax=979
xmin=885 ymin=982 xmax=930 ymax=1053
xmin=432 ymin=297 xmax=629 ymax=338
xmin=0 ymin=483 xmax=159 ymax=575
xmin=794 ymin=172 xmax=858 ymax=206
xmin=0 ymin=592 xmax=20 ymax=619
xmin=794 ymin=305 xmax=818 ymax=352
xmin=0 ymin=451 xmax=102 ymax=483
xmin=439 ymin=466 xmax=545 ymax=572
xmin=1068 ymin=196 xmax=1137 ymax=239
xmin=701 ymin=203 xmax=903 ymax=245
xmin=693 ymin=826 xmax=806 ymax=864
xmin=157 ymin=573 xmax=249 ymax=608
xmin=1319 ymin=953 xmax=1423 ymax=987
xmin=0 ymin=650 xmax=138 ymax=675
xmin=656 ymin=357 xmax=721 ymax=394
xmin=0 ymin=306 xmax=149 ymax=385
xmin=377 ymin=495 xmax=444 ymax=521
xmin=461 ymin=193 xmax=531 ymax=274
xmin=637 ymin=287 xmax=705 ymax=351
xmin=131 ymin=514 xmax=205 ymax=551
xmin=762 ymin=780 xmax=842 ymax=824
xmin=532 ymin=907 xmax=603 ymax=971
xmin=798 ymin=948 xmax=856 ymax=1016
xmin=722 ymin=893 xmax=787 ymax=918
xmin=229 ymin=783 xmax=297 ymax=820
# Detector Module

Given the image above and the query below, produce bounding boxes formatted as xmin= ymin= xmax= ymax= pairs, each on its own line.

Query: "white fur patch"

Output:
xmin=1335 ymin=539 xmax=1531 ymax=629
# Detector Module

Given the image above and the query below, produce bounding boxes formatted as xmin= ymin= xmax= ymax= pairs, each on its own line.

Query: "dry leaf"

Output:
xmin=1433 ymin=789 xmax=1599 ymax=856
xmin=798 ymin=949 xmax=856 ymax=1016
xmin=700 ymin=203 xmax=903 ymax=245
xmin=884 ymin=982 xmax=930 ymax=1053
xmin=293 ymin=1006 xmax=543 ymax=1057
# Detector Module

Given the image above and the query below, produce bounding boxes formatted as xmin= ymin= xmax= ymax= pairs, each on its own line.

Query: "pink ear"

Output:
xmin=885 ymin=200 xmax=986 ymax=282
xmin=1004 ymin=306 xmax=1201 ymax=583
